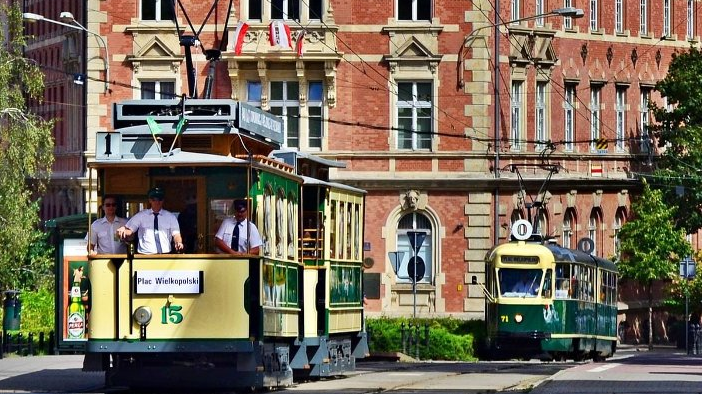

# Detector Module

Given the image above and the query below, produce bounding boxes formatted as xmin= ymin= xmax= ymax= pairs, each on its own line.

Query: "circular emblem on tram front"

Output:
xmin=511 ymin=219 xmax=533 ymax=241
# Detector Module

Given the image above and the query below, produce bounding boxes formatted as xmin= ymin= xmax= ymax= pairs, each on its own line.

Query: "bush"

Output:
xmin=19 ymin=287 xmax=54 ymax=332
xmin=366 ymin=317 xmax=484 ymax=361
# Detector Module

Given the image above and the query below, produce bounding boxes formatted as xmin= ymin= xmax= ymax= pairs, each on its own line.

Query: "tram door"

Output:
xmin=152 ymin=177 xmax=206 ymax=253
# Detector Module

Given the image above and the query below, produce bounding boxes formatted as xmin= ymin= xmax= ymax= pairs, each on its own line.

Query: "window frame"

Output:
xmin=590 ymin=0 xmax=598 ymax=31
xmin=396 ymin=81 xmax=433 ymax=150
xmin=564 ymin=84 xmax=575 ymax=152
xmin=140 ymin=80 xmax=176 ymax=100
xmin=640 ymin=88 xmax=651 ymax=152
xmin=615 ymin=0 xmax=623 ymax=33
xmin=535 ymin=81 xmax=548 ymax=152
xmin=141 ymin=0 xmax=175 ymax=21
xmin=269 ymin=81 xmax=301 ymax=149
xmin=640 ymin=0 xmax=648 ymax=35
xmin=395 ymin=212 xmax=433 ymax=284
xmin=397 ymin=0 xmax=432 ymax=22
xmin=590 ymin=85 xmax=601 ymax=152
xmin=511 ymin=80 xmax=524 ymax=152
xmin=688 ymin=0 xmax=695 ymax=40
xmin=615 ymin=86 xmax=627 ymax=152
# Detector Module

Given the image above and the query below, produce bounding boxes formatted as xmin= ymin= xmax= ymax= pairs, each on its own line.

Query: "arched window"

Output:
xmin=613 ymin=207 xmax=626 ymax=258
xmin=589 ymin=208 xmax=603 ymax=256
xmin=395 ymin=212 xmax=433 ymax=284
xmin=536 ymin=209 xmax=549 ymax=237
xmin=563 ymin=208 xmax=576 ymax=249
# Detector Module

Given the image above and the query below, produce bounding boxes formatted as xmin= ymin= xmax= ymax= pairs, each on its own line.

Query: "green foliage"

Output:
xmin=16 ymin=287 xmax=55 ymax=332
xmin=665 ymin=253 xmax=702 ymax=316
xmin=650 ymin=47 xmax=702 ymax=234
xmin=0 ymin=3 xmax=55 ymax=290
xmin=366 ymin=317 xmax=482 ymax=361
xmin=617 ymin=180 xmax=691 ymax=286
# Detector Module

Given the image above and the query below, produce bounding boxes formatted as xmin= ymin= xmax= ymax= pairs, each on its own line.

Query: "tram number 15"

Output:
xmin=161 ymin=305 xmax=184 ymax=324
xmin=500 ymin=315 xmax=509 ymax=323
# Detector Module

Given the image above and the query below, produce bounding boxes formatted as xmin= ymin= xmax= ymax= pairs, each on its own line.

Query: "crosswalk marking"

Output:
xmin=588 ymin=363 xmax=620 ymax=373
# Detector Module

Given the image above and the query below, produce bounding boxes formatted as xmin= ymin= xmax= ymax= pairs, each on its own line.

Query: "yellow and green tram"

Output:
xmin=482 ymin=229 xmax=618 ymax=361
xmin=83 ymin=99 xmax=367 ymax=389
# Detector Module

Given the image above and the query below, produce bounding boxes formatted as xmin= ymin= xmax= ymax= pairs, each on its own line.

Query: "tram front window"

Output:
xmin=499 ymin=268 xmax=542 ymax=297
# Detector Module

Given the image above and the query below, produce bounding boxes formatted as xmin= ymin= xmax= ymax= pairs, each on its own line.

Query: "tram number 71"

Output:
xmin=500 ymin=315 xmax=509 ymax=323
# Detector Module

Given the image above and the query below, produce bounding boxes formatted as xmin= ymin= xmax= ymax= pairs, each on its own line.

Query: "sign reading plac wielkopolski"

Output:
xmin=238 ymin=102 xmax=284 ymax=145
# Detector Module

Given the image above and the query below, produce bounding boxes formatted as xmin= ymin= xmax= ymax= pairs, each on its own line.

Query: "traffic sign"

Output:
xmin=595 ymin=138 xmax=608 ymax=154
xmin=407 ymin=256 xmax=425 ymax=283
xmin=407 ymin=231 xmax=426 ymax=254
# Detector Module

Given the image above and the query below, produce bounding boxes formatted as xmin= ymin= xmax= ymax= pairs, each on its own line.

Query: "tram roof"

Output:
xmin=89 ymin=149 xmax=250 ymax=167
xmin=301 ymin=175 xmax=367 ymax=194
xmin=545 ymin=242 xmax=618 ymax=272
xmin=270 ymin=150 xmax=347 ymax=169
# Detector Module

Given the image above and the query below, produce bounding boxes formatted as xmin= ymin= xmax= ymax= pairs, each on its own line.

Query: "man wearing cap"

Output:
xmin=215 ymin=199 xmax=262 ymax=255
xmin=116 ymin=187 xmax=184 ymax=254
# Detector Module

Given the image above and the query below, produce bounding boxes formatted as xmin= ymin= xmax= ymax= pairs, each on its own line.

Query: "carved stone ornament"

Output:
xmin=402 ymin=190 xmax=421 ymax=210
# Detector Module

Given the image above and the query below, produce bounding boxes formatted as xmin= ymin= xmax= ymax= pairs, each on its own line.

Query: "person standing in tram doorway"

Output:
xmin=215 ymin=199 xmax=262 ymax=255
xmin=86 ymin=195 xmax=128 ymax=255
xmin=116 ymin=187 xmax=184 ymax=254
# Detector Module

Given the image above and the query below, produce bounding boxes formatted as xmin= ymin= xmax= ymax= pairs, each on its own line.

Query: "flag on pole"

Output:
xmin=269 ymin=20 xmax=292 ymax=48
xmin=230 ymin=21 xmax=249 ymax=55
xmin=296 ymin=30 xmax=306 ymax=57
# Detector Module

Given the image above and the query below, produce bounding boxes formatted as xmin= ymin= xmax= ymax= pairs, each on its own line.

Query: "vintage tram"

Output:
xmin=479 ymin=220 xmax=618 ymax=361
xmin=82 ymin=99 xmax=367 ymax=389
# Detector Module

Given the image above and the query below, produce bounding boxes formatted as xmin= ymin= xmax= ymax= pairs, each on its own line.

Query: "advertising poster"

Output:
xmin=61 ymin=239 xmax=89 ymax=342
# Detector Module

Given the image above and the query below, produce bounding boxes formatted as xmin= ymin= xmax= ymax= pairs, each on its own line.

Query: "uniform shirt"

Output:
xmin=125 ymin=208 xmax=181 ymax=254
xmin=86 ymin=216 xmax=128 ymax=254
xmin=215 ymin=218 xmax=262 ymax=253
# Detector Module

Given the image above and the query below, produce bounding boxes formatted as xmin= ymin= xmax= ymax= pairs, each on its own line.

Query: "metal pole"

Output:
xmin=686 ymin=291 xmax=689 ymax=354
xmin=413 ymin=232 xmax=417 ymax=319
xmin=492 ymin=0 xmax=501 ymax=246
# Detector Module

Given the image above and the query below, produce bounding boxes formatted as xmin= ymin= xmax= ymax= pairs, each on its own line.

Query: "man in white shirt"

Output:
xmin=215 ymin=199 xmax=262 ymax=255
xmin=86 ymin=195 xmax=128 ymax=255
xmin=116 ymin=187 xmax=184 ymax=254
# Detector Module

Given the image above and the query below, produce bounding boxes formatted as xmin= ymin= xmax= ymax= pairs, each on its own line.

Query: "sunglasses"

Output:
xmin=103 ymin=203 xmax=117 ymax=207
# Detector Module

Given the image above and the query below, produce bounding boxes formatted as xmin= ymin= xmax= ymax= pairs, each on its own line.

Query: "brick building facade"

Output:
xmin=26 ymin=0 xmax=702 ymax=332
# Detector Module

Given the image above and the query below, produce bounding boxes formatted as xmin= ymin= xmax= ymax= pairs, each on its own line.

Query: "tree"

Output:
xmin=0 ymin=4 xmax=54 ymax=290
xmin=617 ymin=180 xmax=692 ymax=348
xmin=650 ymin=47 xmax=702 ymax=234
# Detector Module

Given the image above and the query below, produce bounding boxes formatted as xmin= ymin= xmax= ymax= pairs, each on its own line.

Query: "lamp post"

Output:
xmin=680 ymin=257 xmax=696 ymax=353
xmin=457 ymin=7 xmax=583 ymax=245
xmin=23 ymin=11 xmax=109 ymax=92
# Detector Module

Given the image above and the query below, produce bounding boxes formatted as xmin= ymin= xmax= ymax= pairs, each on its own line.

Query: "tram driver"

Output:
xmin=512 ymin=273 xmax=539 ymax=296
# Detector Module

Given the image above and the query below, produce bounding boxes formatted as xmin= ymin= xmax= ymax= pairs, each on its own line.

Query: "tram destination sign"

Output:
xmin=238 ymin=102 xmax=284 ymax=145
xmin=501 ymin=255 xmax=539 ymax=264
xmin=134 ymin=270 xmax=204 ymax=294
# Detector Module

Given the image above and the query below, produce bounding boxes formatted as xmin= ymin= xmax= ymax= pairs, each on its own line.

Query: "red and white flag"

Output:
xmin=230 ymin=21 xmax=249 ymax=55
xmin=296 ymin=30 xmax=306 ymax=57
xmin=269 ymin=20 xmax=292 ymax=48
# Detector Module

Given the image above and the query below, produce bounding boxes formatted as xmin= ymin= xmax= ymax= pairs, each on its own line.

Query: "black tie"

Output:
xmin=231 ymin=221 xmax=241 ymax=252
xmin=154 ymin=212 xmax=163 ymax=254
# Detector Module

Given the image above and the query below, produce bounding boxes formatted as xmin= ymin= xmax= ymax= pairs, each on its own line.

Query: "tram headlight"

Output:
xmin=133 ymin=306 xmax=152 ymax=325
xmin=514 ymin=313 xmax=523 ymax=324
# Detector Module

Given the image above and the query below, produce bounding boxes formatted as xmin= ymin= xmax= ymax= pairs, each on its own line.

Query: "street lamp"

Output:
xmin=456 ymin=7 xmax=583 ymax=245
xmin=680 ymin=257 xmax=696 ymax=353
xmin=23 ymin=11 xmax=109 ymax=92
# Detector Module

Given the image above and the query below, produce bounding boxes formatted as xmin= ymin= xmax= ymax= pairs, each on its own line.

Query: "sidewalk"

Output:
xmin=0 ymin=355 xmax=103 ymax=393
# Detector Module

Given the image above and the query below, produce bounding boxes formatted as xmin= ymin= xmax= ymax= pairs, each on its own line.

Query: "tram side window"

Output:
xmin=555 ymin=263 xmax=570 ymax=298
xmin=571 ymin=265 xmax=580 ymax=299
